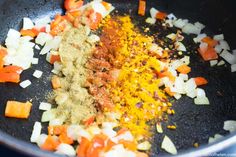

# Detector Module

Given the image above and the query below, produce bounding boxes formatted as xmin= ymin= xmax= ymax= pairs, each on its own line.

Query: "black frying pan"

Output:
xmin=0 ymin=0 xmax=236 ymax=156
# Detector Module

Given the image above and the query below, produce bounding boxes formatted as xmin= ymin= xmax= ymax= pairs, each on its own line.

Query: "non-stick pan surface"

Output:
xmin=0 ymin=0 xmax=236 ymax=156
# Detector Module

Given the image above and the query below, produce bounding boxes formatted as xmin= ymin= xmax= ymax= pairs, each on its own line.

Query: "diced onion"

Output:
xmin=49 ymin=118 xmax=64 ymax=126
xmin=184 ymin=78 xmax=197 ymax=94
xmin=167 ymin=13 xmax=177 ymax=20
xmin=194 ymin=22 xmax=205 ymax=30
xmin=145 ymin=17 xmax=156 ymax=25
xmin=30 ymin=122 xmax=42 ymax=143
xmin=219 ymin=40 xmax=230 ymax=50
xmin=175 ymin=41 xmax=186 ymax=51
xmin=213 ymin=34 xmax=224 ymax=41
xmin=199 ymin=42 xmax=208 ymax=53
xmin=35 ymin=32 xmax=53 ymax=46
xmin=87 ymin=34 xmax=100 ymax=43
xmin=32 ymin=58 xmax=39 ymax=64
xmin=91 ymin=1 xmax=107 ymax=18
xmin=231 ymin=64 xmax=236 ymax=72
xmin=194 ymin=96 xmax=210 ymax=105
xmin=34 ymin=16 xmax=51 ymax=29
xmin=156 ymin=123 xmax=163 ymax=133
xmin=210 ymin=60 xmax=218 ymax=67
xmin=220 ymin=50 xmax=236 ymax=65
xmin=35 ymin=45 xmax=41 ymax=50
xmin=196 ymin=88 xmax=206 ymax=97
xmin=161 ymin=135 xmax=177 ymax=155
xmin=20 ymin=80 xmax=31 ymax=88
xmin=137 ymin=141 xmax=151 ymax=151
xmin=67 ymin=125 xmax=82 ymax=140
xmin=40 ymin=36 xmax=61 ymax=55
xmin=41 ymin=109 xmax=56 ymax=122
xmin=214 ymin=44 xmax=223 ymax=54
xmin=36 ymin=134 xmax=47 ymax=147
xmin=217 ymin=60 xmax=225 ymax=66
xmin=166 ymin=33 xmax=176 ymax=41
xmin=182 ymin=23 xmax=201 ymax=35
xmin=193 ymin=33 xmax=207 ymax=43
xmin=208 ymin=134 xmax=223 ymax=143
xmin=150 ymin=8 xmax=158 ymax=19
xmin=55 ymin=143 xmax=76 ymax=156
xmin=223 ymin=120 xmax=236 ymax=133
xmin=23 ymin=17 xmax=34 ymax=30
xmin=33 ymin=70 xmax=43 ymax=78
xmin=173 ymin=19 xmax=188 ymax=29
xmin=39 ymin=102 xmax=51 ymax=111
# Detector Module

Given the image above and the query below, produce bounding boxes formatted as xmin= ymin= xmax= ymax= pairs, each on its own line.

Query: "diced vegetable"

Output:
xmin=39 ymin=102 xmax=52 ymax=111
xmin=213 ymin=34 xmax=224 ymax=41
xmin=223 ymin=120 xmax=236 ymax=133
xmin=161 ymin=135 xmax=177 ymax=155
xmin=194 ymin=96 xmax=210 ymax=105
xmin=41 ymin=109 xmax=56 ymax=122
xmin=138 ymin=0 xmax=146 ymax=16
xmin=145 ymin=17 xmax=156 ymax=24
xmin=30 ymin=122 xmax=42 ymax=143
xmin=5 ymin=101 xmax=32 ymax=119
xmin=175 ymin=41 xmax=186 ymax=51
xmin=198 ymin=47 xmax=218 ymax=61
xmin=64 ymin=0 xmax=83 ymax=11
xmin=217 ymin=60 xmax=225 ymax=66
xmin=176 ymin=64 xmax=191 ymax=74
xmin=137 ymin=141 xmax=151 ymax=151
xmin=231 ymin=64 xmax=236 ymax=72
xmin=56 ymin=143 xmax=76 ymax=156
xmin=23 ymin=17 xmax=34 ymax=30
xmin=220 ymin=50 xmax=236 ymax=65
xmin=156 ymin=123 xmax=163 ymax=133
xmin=20 ymin=80 xmax=31 ymax=88
xmin=20 ymin=28 xmax=39 ymax=38
xmin=36 ymin=134 xmax=48 ymax=147
xmin=51 ymin=75 xmax=61 ymax=89
xmin=32 ymin=58 xmax=39 ymax=64
xmin=194 ymin=77 xmax=208 ymax=86
xmin=0 ymin=72 xmax=20 ymax=83
xmin=33 ymin=70 xmax=43 ymax=78
xmin=210 ymin=60 xmax=218 ymax=67
xmin=201 ymin=37 xmax=218 ymax=47
xmin=156 ymin=11 xmax=167 ymax=20
xmin=40 ymin=135 xmax=60 ymax=151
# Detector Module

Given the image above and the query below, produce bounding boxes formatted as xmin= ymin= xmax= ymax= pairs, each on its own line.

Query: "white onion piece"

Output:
xmin=49 ymin=118 xmax=64 ymax=126
xmin=150 ymin=7 xmax=159 ymax=19
xmin=219 ymin=40 xmax=230 ymax=50
xmin=173 ymin=19 xmax=188 ymax=29
xmin=231 ymin=64 xmax=236 ymax=72
xmin=196 ymin=88 xmax=206 ymax=97
xmin=35 ymin=32 xmax=53 ymax=46
xmin=36 ymin=134 xmax=47 ymax=147
xmin=214 ymin=44 xmax=223 ymax=54
xmin=223 ymin=120 xmax=236 ymax=133
xmin=167 ymin=13 xmax=177 ymax=20
xmin=166 ymin=33 xmax=176 ymax=41
xmin=40 ymin=36 xmax=61 ymax=55
xmin=156 ymin=123 xmax=163 ymax=133
xmin=91 ymin=2 xmax=107 ymax=17
xmin=35 ymin=45 xmax=40 ymax=50
xmin=30 ymin=122 xmax=42 ymax=143
xmin=184 ymin=78 xmax=197 ymax=94
xmin=186 ymin=90 xmax=196 ymax=98
xmin=87 ymin=34 xmax=100 ymax=43
xmin=208 ymin=134 xmax=223 ymax=143
xmin=193 ymin=33 xmax=207 ymax=43
xmin=175 ymin=41 xmax=186 ymax=51
xmin=174 ymin=93 xmax=182 ymax=100
xmin=104 ymin=144 xmax=136 ymax=157
xmin=210 ymin=60 xmax=218 ymax=67
xmin=137 ymin=141 xmax=151 ymax=151
xmin=180 ymin=56 xmax=190 ymax=65
xmin=5 ymin=29 xmax=20 ymax=49
xmin=78 ymin=129 xmax=92 ymax=141
xmin=39 ymin=102 xmax=51 ymax=111
xmin=87 ymin=125 xmax=101 ymax=135
xmin=34 ymin=16 xmax=51 ymax=29
xmin=194 ymin=22 xmax=205 ymax=30
xmin=182 ymin=23 xmax=201 ymax=35
xmin=194 ymin=96 xmax=210 ymax=105
xmin=161 ymin=135 xmax=177 ymax=155
xmin=174 ymin=77 xmax=185 ymax=94
xmin=32 ymin=58 xmax=39 ymax=64
xmin=220 ymin=50 xmax=236 ymax=65
xmin=217 ymin=60 xmax=225 ymax=66
xmin=102 ymin=127 xmax=117 ymax=138
xmin=67 ymin=125 xmax=82 ymax=140
xmin=23 ymin=17 xmax=34 ymax=30
xmin=33 ymin=70 xmax=43 ymax=78
xmin=41 ymin=109 xmax=56 ymax=122
xmin=145 ymin=17 xmax=156 ymax=25
xmin=56 ymin=143 xmax=76 ymax=156
xmin=179 ymin=74 xmax=188 ymax=81
xmin=20 ymin=80 xmax=31 ymax=88
xmin=199 ymin=42 xmax=208 ymax=53
xmin=213 ymin=34 xmax=224 ymax=41
xmin=111 ymin=131 xmax=134 ymax=143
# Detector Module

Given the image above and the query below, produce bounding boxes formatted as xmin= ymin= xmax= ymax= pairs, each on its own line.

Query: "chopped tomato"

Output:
xmin=138 ymin=0 xmax=146 ymax=16
xmin=77 ymin=137 xmax=90 ymax=157
xmin=20 ymin=28 xmax=39 ymax=38
xmin=50 ymin=15 xmax=68 ymax=36
xmin=0 ymin=66 xmax=23 ymax=74
xmin=41 ymin=135 xmax=60 ymax=151
xmin=88 ymin=11 xmax=102 ymax=30
xmin=201 ymin=37 xmax=218 ymax=47
xmin=164 ymin=87 xmax=175 ymax=96
xmin=156 ymin=11 xmax=167 ymax=20
xmin=194 ymin=77 xmax=208 ymax=86
xmin=158 ymin=70 xmax=176 ymax=82
xmin=104 ymin=139 xmax=116 ymax=152
xmin=50 ymin=55 xmax=61 ymax=64
xmin=51 ymin=75 xmax=61 ymax=89
xmin=83 ymin=116 xmax=95 ymax=126
xmin=48 ymin=125 xmax=67 ymax=135
xmin=0 ymin=72 xmax=20 ymax=83
xmin=119 ymin=139 xmax=137 ymax=151
xmin=0 ymin=48 xmax=7 ymax=68
xmin=5 ymin=101 xmax=32 ymax=119
xmin=176 ymin=64 xmax=191 ymax=74
xmin=198 ymin=47 xmax=218 ymax=61
xmin=64 ymin=0 xmax=83 ymax=11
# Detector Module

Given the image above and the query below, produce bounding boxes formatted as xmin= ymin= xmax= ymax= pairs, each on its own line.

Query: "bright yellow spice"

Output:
xmin=103 ymin=16 xmax=172 ymax=138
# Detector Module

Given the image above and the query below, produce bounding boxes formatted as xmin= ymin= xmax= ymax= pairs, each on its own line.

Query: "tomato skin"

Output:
xmin=64 ymin=0 xmax=83 ymax=11
xmin=0 ymin=72 xmax=20 ymax=83
xmin=198 ymin=47 xmax=218 ymax=61
xmin=88 ymin=11 xmax=102 ymax=30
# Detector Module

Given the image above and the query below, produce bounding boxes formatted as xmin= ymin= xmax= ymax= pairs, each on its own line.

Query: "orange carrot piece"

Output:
xmin=41 ymin=135 xmax=60 ymax=151
xmin=198 ymin=47 xmax=218 ymax=61
xmin=158 ymin=71 xmax=176 ymax=82
xmin=138 ymin=0 xmax=146 ymax=16
xmin=59 ymin=133 xmax=74 ymax=144
xmin=0 ymin=66 xmax=23 ymax=74
xmin=156 ymin=12 xmax=167 ymax=20
xmin=194 ymin=77 xmax=208 ymax=86
xmin=83 ymin=116 xmax=95 ymax=126
xmin=5 ymin=101 xmax=32 ymax=119
xmin=48 ymin=125 xmax=68 ymax=135
xmin=77 ymin=137 xmax=90 ymax=157
xmin=201 ymin=37 xmax=218 ymax=47
xmin=0 ymin=72 xmax=20 ymax=83
xmin=51 ymin=75 xmax=61 ymax=89
xmin=64 ymin=0 xmax=83 ymax=11
xmin=20 ymin=28 xmax=39 ymax=38
xmin=119 ymin=140 xmax=137 ymax=151
xmin=104 ymin=139 xmax=116 ymax=152
xmin=101 ymin=1 xmax=111 ymax=10
xmin=88 ymin=11 xmax=103 ymax=30
xmin=0 ymin=47 xmax=8 ymax=69
xmin=176 ymin=64 xmax=191 ymax=74
xmin=164 ymin=87 xmax=175 ymax=96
